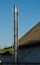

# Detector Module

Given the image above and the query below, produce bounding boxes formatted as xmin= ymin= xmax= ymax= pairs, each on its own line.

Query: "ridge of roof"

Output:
xmin=19 ymin=22 xmax=40 ymax=40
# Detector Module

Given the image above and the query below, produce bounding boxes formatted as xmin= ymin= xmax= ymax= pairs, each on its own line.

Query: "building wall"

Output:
xmin=18 ymin=46 xmax=40 ymax=63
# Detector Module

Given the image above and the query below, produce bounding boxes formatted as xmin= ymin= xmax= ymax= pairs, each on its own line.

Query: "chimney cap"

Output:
xmin=14 ymin=5 xmax=18 ymax=13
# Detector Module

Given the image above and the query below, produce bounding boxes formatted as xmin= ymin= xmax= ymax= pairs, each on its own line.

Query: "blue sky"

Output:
xmin=0 ymin=0 xmax=40 ymax=48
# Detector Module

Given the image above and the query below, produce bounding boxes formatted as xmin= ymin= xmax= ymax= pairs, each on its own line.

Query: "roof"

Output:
xmin=19 ymin=22 xmax=40 ymax=46
xmin=1 ymin=51 xmax=11 ymax=55
xmin=0 ymin=50 xmax=7 ymax=55
xmin=18 ymin=40 xmax=40 ymax=49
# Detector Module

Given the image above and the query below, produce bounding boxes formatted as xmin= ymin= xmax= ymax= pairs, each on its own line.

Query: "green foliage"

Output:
xmin=0 ymin=47 xmax=14 ymax=55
